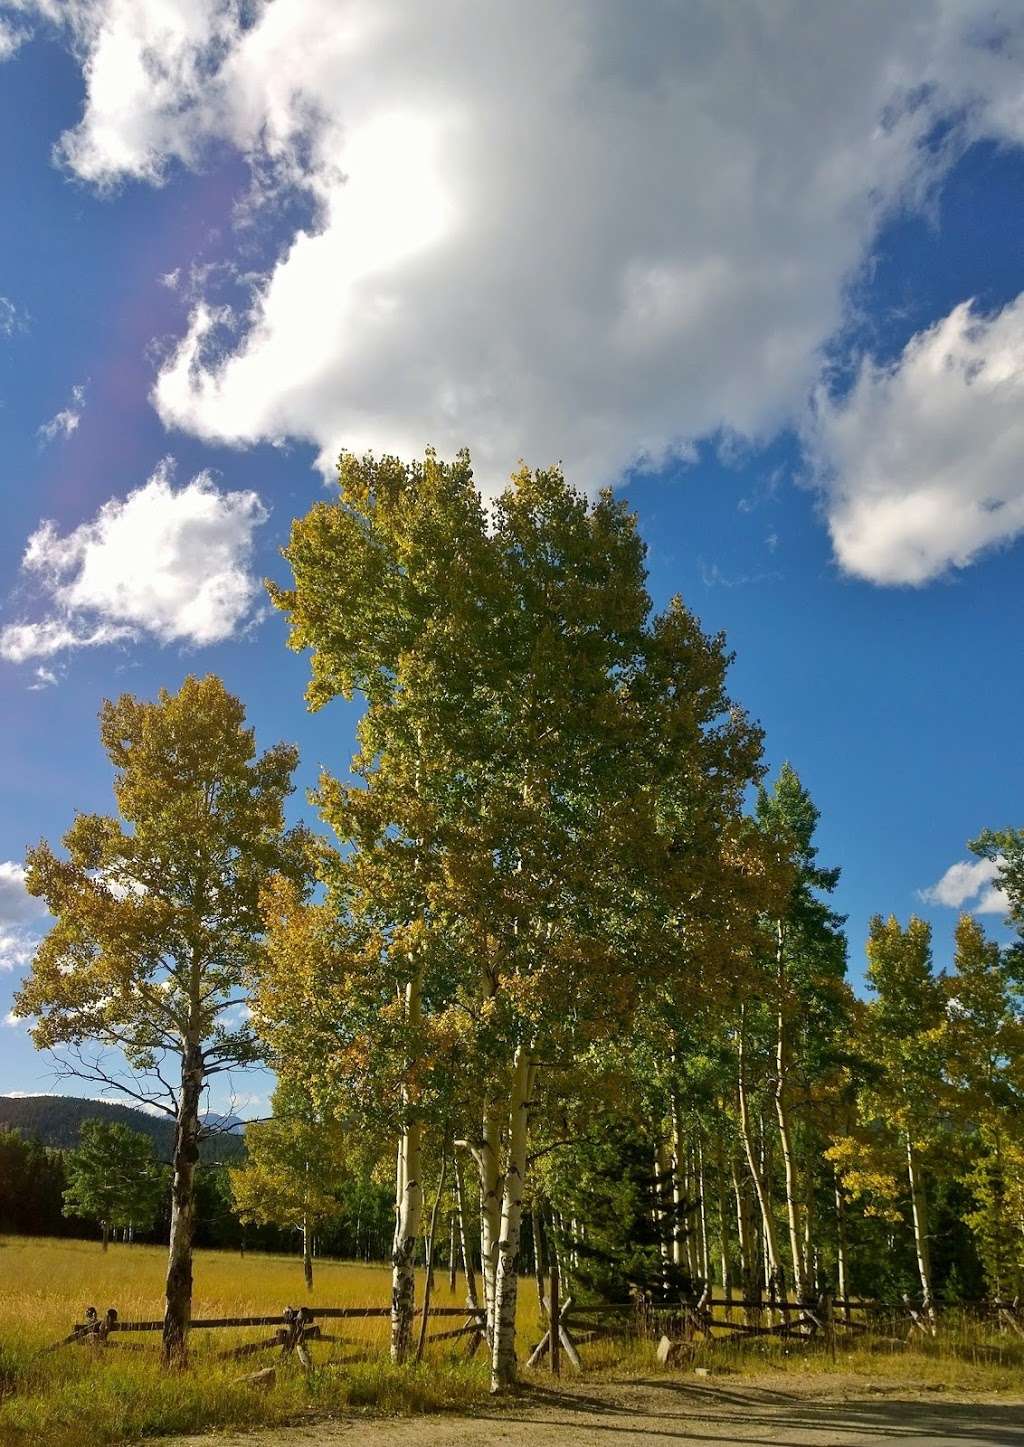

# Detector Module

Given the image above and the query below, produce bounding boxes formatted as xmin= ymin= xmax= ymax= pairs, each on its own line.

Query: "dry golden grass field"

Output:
xmin=0 ymin=1235 xmax=508 ymax=1445
xmin=2 ymin=1235 xmax=1023 ymax=1447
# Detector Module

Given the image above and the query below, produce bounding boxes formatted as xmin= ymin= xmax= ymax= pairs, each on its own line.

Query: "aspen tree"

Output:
xmin=15 ymin=676 xmax=308 ymax=1363
xmin=230 ymin=1081 xmax=349 ymax=1291
xmin=271 ymin=450 xmax=770 ymax=1388
xmin=860 ymin=915 xmax=946 ymax=1316
xmin=267 ymin=449 xmax=495 ymax=1360
xmin=754 ymin=764 xmax=844 ymax=1303
xmin=943 ymin=915 xmax=1024 ymax=1297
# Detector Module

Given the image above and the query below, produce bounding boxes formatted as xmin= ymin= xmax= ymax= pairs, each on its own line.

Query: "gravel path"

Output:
xmin=164 ymin=1375 xmax=1024 ymax=1447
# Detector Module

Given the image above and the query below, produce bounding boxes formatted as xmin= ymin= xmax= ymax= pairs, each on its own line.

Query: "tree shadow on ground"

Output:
xmin=487 ymin=1379 xmax=1024 ymax=1445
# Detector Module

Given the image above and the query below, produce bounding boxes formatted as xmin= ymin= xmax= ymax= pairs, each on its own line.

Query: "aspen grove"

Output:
xmin=16 ymin=451 xmax=1024 ymax=1388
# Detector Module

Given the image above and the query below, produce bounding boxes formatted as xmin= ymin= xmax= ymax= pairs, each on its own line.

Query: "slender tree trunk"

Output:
xmin=774 ymin=940 xmax=805 ymax=1301
xmin=731 ymin=1154 xmax=760 ymax=1320
xmin=452 ymin=1149 xmax=480 ymax=1311
xmin=670 ymin=1096 xmax=684 ymax=1269
xmin=162 ymin=1039 xmax=203 ymax=1366
xmin=904 ymin=1131 xmax=934 ymax=1319
xmin=303 ymin=1216 xmax=313 ymax=1293
xmin=547 ymin=1203 xmax=561 ymax=1378
xmin=737 ymin=1012 xmax=786 ymax=1305
xmin=101 ymin=1220 xmax=110 ymax=1252
xmin=715 ymin=1133 xmax=733 ymax=1305
xmin=479 ymin=1095 xmax=503 ymax=1341
xmin=391 ymin=1118 xmax=423 ymax=1360
xmin=490 ymin=1046 xmax=535 ymax=1393
xmin=834 ymin=1175 xmax=849 ymax=1319
xmin=656 ymin=1136 xmax=675 ymax=1289
xmin=416 ymin=1152 xmax=448 ymax=1361
xmin=532 ymin=1200 xmax=548 ymax=1320
xmin=392 ymin=973 xmax=424 ymax=1363
xmin=697 ymin=1135 xmax=711 ymax=1286
xmin=448 ymin=1210 xmax=457 ymax=1293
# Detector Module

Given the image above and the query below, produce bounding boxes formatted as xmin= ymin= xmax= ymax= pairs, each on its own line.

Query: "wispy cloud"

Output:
xmin=700 ymin=560 xmax=783 ymax=589
xmin=38 ymin=384 xmax=86 ymax=445
xmin=0 ymin=295 xmax=27 ymax=337
xmin=26 ymin=665 xmax=59 ymax=691
xmin=0 ymin=18 xmax=26 ymax=63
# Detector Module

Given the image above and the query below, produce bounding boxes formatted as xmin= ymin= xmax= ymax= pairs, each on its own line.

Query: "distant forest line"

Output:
xmin=0 ymin=1096 xmax=393 ymax=1261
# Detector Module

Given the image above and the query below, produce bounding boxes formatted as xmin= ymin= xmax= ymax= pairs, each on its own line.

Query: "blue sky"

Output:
xmin=1 ymin=3 xmax=1022 ymax=1110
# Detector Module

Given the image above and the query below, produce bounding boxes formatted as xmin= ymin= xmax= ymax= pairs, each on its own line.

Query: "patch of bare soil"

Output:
xmin=162 ymin=1373 xmax=1024 ymax=1447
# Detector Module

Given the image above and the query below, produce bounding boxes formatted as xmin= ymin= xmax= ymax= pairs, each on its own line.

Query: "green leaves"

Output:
xmin=63 ymin=1119 xmax=166 ymax=1232
xmin=16 ymin=674 xmax=309 ymax=1085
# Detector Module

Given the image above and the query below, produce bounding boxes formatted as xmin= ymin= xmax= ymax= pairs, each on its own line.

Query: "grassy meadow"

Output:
xmin=0 ymin=1235 xmax=505 ymax=1446
xmin=2 ymin=1235 xmax=1023 ymax=1446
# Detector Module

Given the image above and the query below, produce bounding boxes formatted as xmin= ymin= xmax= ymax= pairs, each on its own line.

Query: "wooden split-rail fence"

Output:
xmin=46 ymin=1303 xmax=489 ymax=1366
xmin=527 ymin=1293 xmax=874 ymax=1371
xmin=44 ymin=1293 xmax=1024 ymax=1371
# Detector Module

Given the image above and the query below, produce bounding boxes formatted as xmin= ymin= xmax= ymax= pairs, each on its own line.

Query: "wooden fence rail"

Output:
xmin=44 ymin=1293 xmax=1024 ymax=1370
xmin=45 ymin=1303 xmax=490 ymax=1364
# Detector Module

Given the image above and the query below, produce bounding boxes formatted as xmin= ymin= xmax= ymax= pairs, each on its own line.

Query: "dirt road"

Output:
xmin=166 ymin=1375 xmax=1024 ymax=1446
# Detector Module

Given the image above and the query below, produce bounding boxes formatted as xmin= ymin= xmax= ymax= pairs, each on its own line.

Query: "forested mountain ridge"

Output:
xmin=0 ymin=1095 xmax=245 ymax=1162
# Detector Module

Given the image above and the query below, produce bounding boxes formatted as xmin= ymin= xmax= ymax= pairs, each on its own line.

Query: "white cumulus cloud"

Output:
xmin=9 ymin=1 xmax=1024 ymax=499
xmin=0 ymin=861 xmax=48 ymax=972
xmin=810 ymin=296 xmax=1024 ymax=584
xmin=0 ymin=861 xmax=46 ymax=926
xmin=920 ymin=857 xmax=1010 ymax=916
xmin=0 ymin=463 xmax=268 ymax=662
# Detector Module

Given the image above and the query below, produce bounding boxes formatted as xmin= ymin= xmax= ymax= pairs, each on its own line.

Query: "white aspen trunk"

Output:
xmin=683 ymin=1148 xmax=700 ymax=1284
xmin=415 ymin=1153 xmax=448 ymax=1362
xmin=714 ymin=1132 xmax=732 ymax=1301
xmin=737 ymin=1014 xmax=785 ymax=1298
xmin=804 ymin=1187 xmax=815 ymax=1296
xmin=452 ymin=1150 xmax=480 ymax=1311
xmin=731 ymin=1155 xmax=760 ymax=1322
xmin=391 ymin=973 xmax=423 ymax=1363
xmin=697 ymin=1135 xmax=711 ymax=1286
xmin=834 ymin=1176 xmax=849 ymax=1310
xmin=670 ymin=1097 xmax=684 ymax=1269
xmin=991 ymin=1130 xmax=1006 ymax=1300
xmin=393 ymin=1135 xmax=405 ymax=1256
xmin=774 ymin=927 xmax=805 ymax=1302
xmin=448 ymin=1209 xmax=458 ymax=1293
xmin=656 ymin=1137 xmax=675 ymax=1288
xmin=490 ymin=1047 xmax=535 ymax=1393
xmin=904 ymin=1131 xmax=935 ymax=1320
xmin=479 ymin=1095 xmax=503 ymax=1342
xmin=391 ymin=1117 xmax=423 ymax=1360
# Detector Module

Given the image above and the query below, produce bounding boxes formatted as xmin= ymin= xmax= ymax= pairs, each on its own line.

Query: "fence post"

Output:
xmin=823 ymin=1293 xmax=835 ymax=1362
